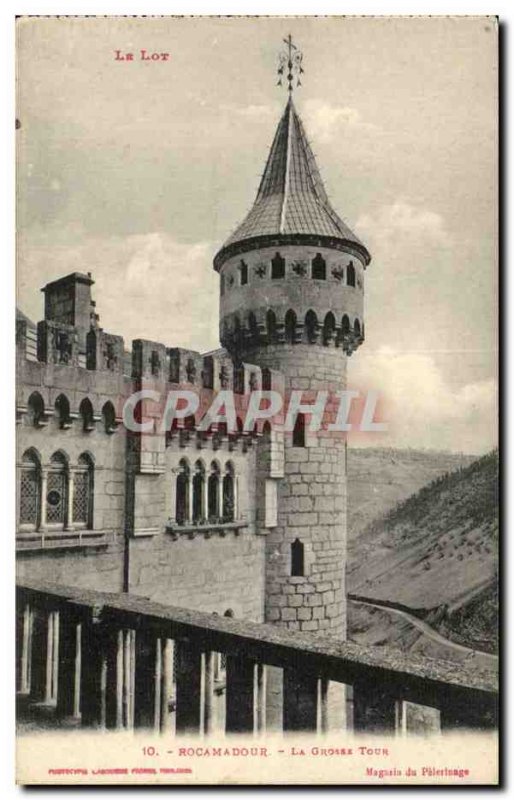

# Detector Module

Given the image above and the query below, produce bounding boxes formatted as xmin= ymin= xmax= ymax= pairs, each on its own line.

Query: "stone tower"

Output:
xmin=214 ymin=96 xmax=371 ymax=640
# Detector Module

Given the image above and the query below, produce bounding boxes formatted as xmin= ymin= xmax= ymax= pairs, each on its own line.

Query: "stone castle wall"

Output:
xmin=16 ymin=288 xmax=266 ymax=623
xmin=248 ymin=343 xmax=348 ymax=639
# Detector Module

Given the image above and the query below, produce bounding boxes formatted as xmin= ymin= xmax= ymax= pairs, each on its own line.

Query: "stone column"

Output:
xmin=160 ymin=638 xmax=174 ymax=733
xmin=318 ymin=677 xmax=329 ymax=734
xmin=234 ymin=477 xmax=239 ymax=520
xmin=18 ymin=603 xmax=33 ymax=695
xmin=123 ymin=629 xmax=136 ymax=729
xmin=65 ymin=470 xmax=74 ymax=531
xmin=40 ymin=609 xmax=59 ymax=705
xmin=203 ymin=651 xmax=215 ymax=735
xmin=254 ymin=663 xmax=267 ymax=735
xmin=40 ymin=469 xmax=48 ymax=530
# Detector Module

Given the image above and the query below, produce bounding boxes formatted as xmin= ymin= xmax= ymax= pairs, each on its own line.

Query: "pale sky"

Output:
xmin=16 ymin=16 xmax=498 ymax=454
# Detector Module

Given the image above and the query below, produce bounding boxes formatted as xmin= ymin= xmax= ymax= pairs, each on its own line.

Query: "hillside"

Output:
xmin=347 ymin=450 xmax=499 ymax=614
xmin=346 ymin=447 xmax=475 ymax=540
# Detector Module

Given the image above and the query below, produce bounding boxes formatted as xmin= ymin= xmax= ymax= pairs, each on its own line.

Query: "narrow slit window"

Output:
xmin=240 ymin=260 xmax=248 ymax=285
xmin=347 ymin=262 xmax=356 ymax=287
xmin=175 ymin=459 xmax=190 ymax=524
xmin=292 ymin=413 xmax=306 ymax=447
xmin=291 ymin=538 xmax=305 ymax=577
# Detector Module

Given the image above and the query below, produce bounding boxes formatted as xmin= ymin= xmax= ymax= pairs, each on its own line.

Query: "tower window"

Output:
xmin=266 ymin=310 xmax=277 ymax=343
xmin=27 ymin=392 xmax=45 ymax=427
xmin=312 ymin=253 xmax=326 ymax=280
xmin=208 ymin=462 xmax=220 ymax=520
xmin=46 ymin=452 xmax=68 ymax=527
xmin=192 ymin=460 xmax=205 ymax=523
xmin=220 ymin=274 xmax=225 ymax=295
xmin=347 ymin=262 xmax=356 ymax=287
xmin=271 ymin=252 xmax=285 ymax=279
xmin=73 ymin=453 xmax=94 ymax=527
xmin=305 ymin=310 xmax=318 ymax=343
xmin=292 ymin=413 xmax=306 ymax=447
xmin=79 ymin=398 xmax=95 ymax=432
xmin=223 ymin=462 xmax=235 ymax=522
xmin=175 ymin=459 xmax=190 ymax=524
xmin=285 ymin=309 xmax=297 ymax=344
xmin=239 ymin=260 xmax=248 ymax=285
xmin=291 ymin=538 xmax=305 ymax=577
xmin=19 ymin=449 xmax=41 ymax=528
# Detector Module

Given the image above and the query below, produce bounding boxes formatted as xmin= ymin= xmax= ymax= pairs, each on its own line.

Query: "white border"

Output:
xmin=1 ymin=3 xmax=508 ymax=797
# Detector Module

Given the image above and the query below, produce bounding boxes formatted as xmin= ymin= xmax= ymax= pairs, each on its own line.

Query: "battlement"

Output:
xmin=16 ymin=272 xmax=286 ymax=450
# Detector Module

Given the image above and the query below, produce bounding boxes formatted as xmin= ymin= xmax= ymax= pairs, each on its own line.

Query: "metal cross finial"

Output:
xmin=277 ymin=34 xmax=304 ymax=93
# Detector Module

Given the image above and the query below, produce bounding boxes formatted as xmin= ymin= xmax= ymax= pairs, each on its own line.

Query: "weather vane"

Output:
xmin=277 ymin=34 xmax=304 ymax=93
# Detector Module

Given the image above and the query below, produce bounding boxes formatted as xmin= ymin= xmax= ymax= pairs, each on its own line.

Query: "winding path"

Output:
xmin=349 ymin=595 xmax=498 ymax=671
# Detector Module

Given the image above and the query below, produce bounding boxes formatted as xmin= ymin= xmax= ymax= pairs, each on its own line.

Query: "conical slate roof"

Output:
xmin=214 ymin=97 xmax=371 ymax=269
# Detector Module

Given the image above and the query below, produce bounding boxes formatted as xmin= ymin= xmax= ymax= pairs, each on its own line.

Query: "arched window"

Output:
xmin=208 ymin=462 xmax=220 ymax=521
xmin=175 ymin=459 xmax=190 ymax=525
xmin=311 ymin=253 xmax=326 ymax=280
xmin=46 ymin=452 xmax=68 ymax=527
xmin=27 ymin=391 xmax=45 ymax=427
xmin=285 ymin=310 xmax=297 ymax=344
xmin=341 ymin=315 xmax=350 ymax=336
xmin=19 ymin=449 xmax=41 ymax=528
xmin=79 ymin=398 xmax=95 ymax=432
xmin=55 ymin=394 xmax=71 ymax=429
xmin=347 ymin=262 xmax=356 ymax=287
xmin=102 ymin=401 xmax=117 ymax=434
xmin=266 ymin=310 xmax=277 ymax=343
xmin=305 ymin=310 xmax=318 ymax=343
xmin=192 ymin=460 xmax=205 ymax=523
xmin=323 ymin=312 xmax=336 ymax=345
xmin=222 ymin=462 xmax=235 ymax=522
xmin=271 ymin=252 xmax=285 ymax=279
xmin=293 ymin=413 xmax=306 ymax=448
xmin=291 ymin=538 xmax=305 ymax=577
xmin=73 ymin=453 xmax=94 ymax=528
xmin=354 ymin=318 xmax=361 ymax=338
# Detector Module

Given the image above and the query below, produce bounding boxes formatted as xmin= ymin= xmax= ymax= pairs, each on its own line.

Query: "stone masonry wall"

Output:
xmin=245 ymin=343 xmax=348 ymax=640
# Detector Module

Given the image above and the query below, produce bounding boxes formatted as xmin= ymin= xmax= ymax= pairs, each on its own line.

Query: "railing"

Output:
xmin=16 ymin=580 xmax=498 ymax=735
